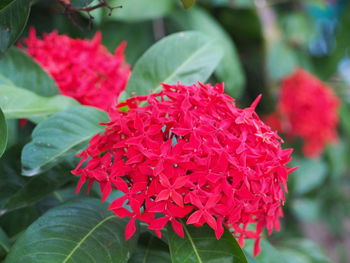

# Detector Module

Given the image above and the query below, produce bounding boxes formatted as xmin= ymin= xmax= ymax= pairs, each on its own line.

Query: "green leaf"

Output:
xmin=0 ymin=228 xmax=10 ymax=259
xmin=0 ymin=107 xmax=7 ymax=157
xmin=4 ymin=198 xmax=137 ymax=263
xmin=180 ymin=0 xmax=196 ymax=9
xmin=3 ymin=164 xmax=73 ymax=212
xmin=107 ymin=0 xmax=174 ymax=22
xmin=129 ymin=232 xmax=171 ymax=263
xmin=170 ymin=7 xmax=245 ymax=97
xmin=123 ymin=31 xmax=223 ymax=97
xmin=168 ymin=224 xmax=248 ymax=263
xmin=0 ymin=0 xmax=31 ymax=53
xmin=291 ymin=158 xmax=328 ymax=195
xmin=0 ymin=82 xmax=78 ymax=119
xmin=21 ymin=106 xmax=109 ymax=176
xmin=0 ymin=48 xmax=58 ymax=96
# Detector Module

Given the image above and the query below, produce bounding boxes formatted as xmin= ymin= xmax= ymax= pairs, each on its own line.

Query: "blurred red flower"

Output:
xmin=23 ymin=28 xmax=130 ymax=111
xmin=72 ymin=82 xmax=296 ymax=256
xmin=267 ymin=69 xmax=340 ymax=157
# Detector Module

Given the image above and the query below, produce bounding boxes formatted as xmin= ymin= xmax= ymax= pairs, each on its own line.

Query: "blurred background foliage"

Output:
xmin=1 ymin=0 xmax=350 ymax=262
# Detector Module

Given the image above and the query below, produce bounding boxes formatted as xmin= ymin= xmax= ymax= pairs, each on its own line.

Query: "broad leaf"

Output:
xmin=0 ymin=83 xmax=78 ymax=120
xmin=5 ymin=198 xmax=137 ymax=263
xmin=21 ymin=106 xmax=108 ymax=176
xmin=129 ymin=232 xmax=171 ymax=263
xmin=170 ymin=7 xmax=245 ymax=96
xmin=0 ymin=48 xmax=58 ymax=96
xmin=123 ymin=31 xmax=223 ymax=97
xmin=107 ymin=0 xmax=174 ymax=22
xmin=0 ymin=107 xmax=7 ymax=157
xmin=168 ymin=224 xmax=248 ymax=263
xmin=0 ymin=0 xmax=31 ymax=53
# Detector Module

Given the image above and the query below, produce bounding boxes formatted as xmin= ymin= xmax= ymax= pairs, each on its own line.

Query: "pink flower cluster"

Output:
xmin=267 ymin=69 xmax=340 ymax=157
xmin=72 ymin=82 xmax=296 ymax=256
xmin=23 ymin=29 xmax=130 ymax=111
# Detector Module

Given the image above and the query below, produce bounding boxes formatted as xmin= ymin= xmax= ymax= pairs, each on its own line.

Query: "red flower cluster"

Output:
xmin=72 ymin=82 xmax=295 ymax=256
xmin=23 ymin=29 xmax=130 ymax=111
xmin=268 ymin=69 xmax=340 ymax=157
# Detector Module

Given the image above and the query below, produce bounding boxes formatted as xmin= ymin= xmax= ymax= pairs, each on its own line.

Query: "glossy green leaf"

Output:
xmin=0 ymin=228 xmax=10 ymax=259
xmin=170 ymin=7 xmax=245 ymax=97
xmin=5 ymin=198 xmax=137 ymax=263
xmin=129 ymin=232 xmax=171 ymax=263
xmin=291 ymin=158 xmax=328 ymax=195
xmin=0 ymin=48 xmax=58 ymax=96
xmin=168 ymin=224 xmax=248 ymax=263
xmin=107 ymin=0 xmax=174 ymax=22
xmin=0 ymin=83 xmax=78 ymax=119
xmin=123 ymin=31 xmax=223 ymax=97
xmin=181 ymin=0 xmax=196 ymax=9
xmin=0 ymin=0 xmax=31 ymax=53
xmin=0 ymin=107 xmax=7 ymax=157
xmin=21 ymin=106 xmax=108 ymax=176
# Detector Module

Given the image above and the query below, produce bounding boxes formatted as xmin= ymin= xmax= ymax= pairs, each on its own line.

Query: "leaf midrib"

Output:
xmin=62 ymin=215 xmax=116 ymax=263
xmin=150 ymin=39 xmax=216 ymax=95
xmin=23 ymin=130 xmax=99 ymax=173
xmin=183 ymin=224 xmax=203 ymax=263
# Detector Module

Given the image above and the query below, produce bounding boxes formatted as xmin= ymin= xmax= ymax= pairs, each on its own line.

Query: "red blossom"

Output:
xmin=266 ymin=68 xmax=340 ymax=157
xmin=72 ymin=82 xmax=296 ymax=256
xmin=22 ymin=28 xmax=130 ymax=111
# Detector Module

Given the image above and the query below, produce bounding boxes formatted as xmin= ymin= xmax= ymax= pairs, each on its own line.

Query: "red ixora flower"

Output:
xmin=267 ymin=69 xmax=340 ymax=157
xmin=23 ymin=28 xmax=130 ymax=111
xmin=72 ymin=82 xmax=296 ymax=256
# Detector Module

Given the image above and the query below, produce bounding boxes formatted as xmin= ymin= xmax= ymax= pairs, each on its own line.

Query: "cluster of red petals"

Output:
xmin=72 ymin=82 xmax=296 ymax=256
xmin=267 ymin=69 xmax=340 ymax=157
xmin=23 ymin=28 xmax=130 ymax=111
